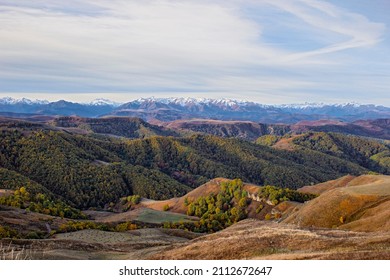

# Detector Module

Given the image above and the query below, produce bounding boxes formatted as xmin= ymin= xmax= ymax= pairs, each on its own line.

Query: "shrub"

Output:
xmin=255 ymin=204 xmax=264 ymax=214
xmin=127 ymin=195 xmax=141 ymax=205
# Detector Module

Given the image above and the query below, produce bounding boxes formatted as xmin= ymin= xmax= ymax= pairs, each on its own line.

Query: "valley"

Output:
xmin=1 ymin=99 xmax=390 ymax=260
xmin=1 ymin=0 xmax=390 ymax=269
xmin=1 ymin=174 xmax=390 ymax=259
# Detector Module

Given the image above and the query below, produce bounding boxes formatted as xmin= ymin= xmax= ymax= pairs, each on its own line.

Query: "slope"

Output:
xmin=165 ymin=119 xmax=290 ymax=141
xmin=284 ymin=175 xmax=390 ymax=231
xmin=291 ymin=119 xmax=390 ymax=140
xmin=1 ymin=122 xmax=389 ymax=210
xmin=141 ymin=178 xmax=263 ymax=214
xmin=150 ymin=219 xmax=390 ymax=260
xmin=51 ymin=116 xmax=179 ymax=138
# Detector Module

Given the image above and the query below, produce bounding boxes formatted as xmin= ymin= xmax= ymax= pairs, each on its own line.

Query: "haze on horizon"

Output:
xmin=0 ymin=0 xmax=389 ymax=106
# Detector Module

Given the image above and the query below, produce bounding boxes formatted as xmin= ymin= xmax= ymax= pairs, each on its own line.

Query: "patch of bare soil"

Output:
xmin=272 ymin=135 xmax=301 ymax=151
xmin=0 ymin=189 xmax=14 ymax=198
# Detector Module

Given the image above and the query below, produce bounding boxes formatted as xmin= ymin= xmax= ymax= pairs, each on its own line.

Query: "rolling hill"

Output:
xmin=140 ymin=178 xmax=264 ymax=214
xmin=150 ymin=219 xmax=390 ymax=260
xmin=291 ymin=119 xmax=390 ymax=140
xmin=165 ymin=119 xmax=290 ymax=141
xmin=2 ymin=173 xmax=390 ymax=259
xmin=166 ymin=118 xmax=390 ymax=141
xmin=142 ymin=174 xmax=390 ymax=234
xmin=148 ymin=174 xmax=390 ymax=259
xmin=50 ymin=116 xmax=179 ymax=138
xmin=1 ymin=116 xmax=390 ymax=210
xmin=1 ymin=111 xmax=390 ymax=260
xmin=284 ymin=175 xmax=390 ymax=232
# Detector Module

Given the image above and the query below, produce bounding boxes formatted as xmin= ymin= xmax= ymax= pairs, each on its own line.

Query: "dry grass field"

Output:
xmin=151 ymin=219 xmax=390 ymax=260
xmin=0 ymin=228 xmax=202 ymax=260
xmin=298 ymin=175 xmax=356 ymax=195
xmin=0 ymin=205 xmax=69 ymax=235
xmin=85 ymin=208 xmax=197 ymax=224
xmin=285 ymin=175 xmax=390 ymax=232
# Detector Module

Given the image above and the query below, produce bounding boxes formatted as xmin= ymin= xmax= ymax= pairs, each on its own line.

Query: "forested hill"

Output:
xmin=165 ymin=119 xmax=290 ymax=141
xmin=1 ymin=118 xmax=389 ymax=210
xmin=2 ymin=115 xmax=390 ymax=141
xmin=164 ymin=118 xmax=390 ymax=141
xmin=50 ymin=116 xmax=180 ymax=138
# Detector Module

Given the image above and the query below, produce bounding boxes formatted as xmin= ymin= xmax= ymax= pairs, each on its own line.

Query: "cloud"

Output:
xmin=257 ymin=0 xmax=385 ymax=60
xmin=0 ymin=0 xmax=387 ymax=104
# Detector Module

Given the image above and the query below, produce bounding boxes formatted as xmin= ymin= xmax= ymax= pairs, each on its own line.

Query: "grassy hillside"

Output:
xmin=298 ymin=175 xmax=357 ymax=195
xmin=285 ymin=175 xmax=390 ymax=231
xmin=150 ymin=219 xmax=390 ymax=260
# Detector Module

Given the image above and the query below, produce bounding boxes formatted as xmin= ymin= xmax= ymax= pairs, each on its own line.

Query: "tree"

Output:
xmin=163 ymin=204 xmax=170 ymax=211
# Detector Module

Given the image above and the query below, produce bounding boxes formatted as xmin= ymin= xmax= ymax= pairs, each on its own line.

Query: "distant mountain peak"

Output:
xmin=131 ymin=97 xmax=261 ymax=108
xmin=88 ymin=98 xmax=121 ymax=107
xmin=1 ymin=96 xmax=389 ymax=122
xmin=128 ymin=97 xmax=371 ymax=110
xmin=0 ymin=96 xmax=49 ymax=105
xmin=278 ymin=102 xmax=365 ymax=109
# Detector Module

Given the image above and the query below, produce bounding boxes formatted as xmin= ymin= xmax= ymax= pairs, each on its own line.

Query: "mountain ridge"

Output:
xmin=1 ymin=115 xmax=390 ymax=210
xmin=2 ymin=96 xmax=390 ymax=122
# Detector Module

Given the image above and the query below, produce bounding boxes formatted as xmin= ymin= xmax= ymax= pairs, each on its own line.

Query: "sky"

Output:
xmin=0 ymin=0 xmax=389 ymax=105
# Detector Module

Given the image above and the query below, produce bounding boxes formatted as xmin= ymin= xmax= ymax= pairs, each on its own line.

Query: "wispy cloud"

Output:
xmin=0 ymin=0 xmax=388 ymax=104
xmin=262 ymin=0 xmax=385 ymax=60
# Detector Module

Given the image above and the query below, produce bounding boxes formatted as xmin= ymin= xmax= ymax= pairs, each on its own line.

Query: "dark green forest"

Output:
xmin=51 ymin=116 xmax=179 ymax=138
xmin=1 ymin=119 xmax=389 ymax=210
xmin=291 ymin=132 xmax=390 ymax=173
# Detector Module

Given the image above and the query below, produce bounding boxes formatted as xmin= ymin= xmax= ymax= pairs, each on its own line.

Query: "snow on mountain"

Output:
xmin=1 ymin=96 xmax=389 ymax=122
xmin=131 ymin=97 xmax=266 ymax=109
xmin=276 ymin=102 xmax=365 ymax=110
xmin=278 ymin=102 xmax=327 ymax=109
xmin=0 ymin=97 xmax=49 ymax=105
xmin=112 ymin=97 xmax=390 ymax=122
xmin=88 ymin=98 xmax=121 ymax=107
xmin=128 ymin=98 xmax=372 ymax=110
xmin=0 ymin=97 xmax=17 ymax=104
xmin=0 ymin=96 xmax=375 ymax=110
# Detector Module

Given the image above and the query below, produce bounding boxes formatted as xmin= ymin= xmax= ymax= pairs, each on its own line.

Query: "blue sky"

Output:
xmin=0 ymin=0 xmax=389 ymax=105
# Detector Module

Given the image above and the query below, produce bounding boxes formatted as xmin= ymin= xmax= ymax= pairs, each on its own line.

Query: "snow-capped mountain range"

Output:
xmin=0 ymin=96 xmax=378 ymax=110
xmin=0 ymin=97 xmax=50 ymax=105
xmin=132 ymin=97 xmax=260 ymax=108
xmin=0 ymin=97 xmax=119 ymax=107
xmin=0 ymin=96 xmax=389 ymax=123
